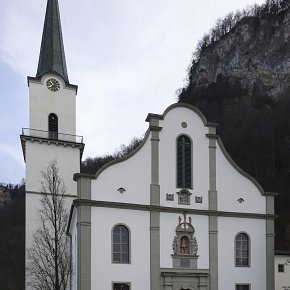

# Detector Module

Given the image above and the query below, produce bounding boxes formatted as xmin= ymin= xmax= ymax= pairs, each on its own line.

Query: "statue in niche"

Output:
xmin=172 ymin=212 xmax=198 ymax=256
xmin=172 ymin=212 xmax=199 ymax=269
xmin=180 ymin=236 xmax=189 ymax=254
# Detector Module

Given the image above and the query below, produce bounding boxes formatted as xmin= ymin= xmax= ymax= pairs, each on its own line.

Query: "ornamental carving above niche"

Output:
xmin=172 ymin=212 xmax=199 ymax=269
xmin=172 ymin=212 xmax=198 ymax=256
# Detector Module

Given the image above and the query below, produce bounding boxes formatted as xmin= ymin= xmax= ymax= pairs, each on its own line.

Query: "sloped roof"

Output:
xmin=36 ymin=0 xmax=69 ymax=83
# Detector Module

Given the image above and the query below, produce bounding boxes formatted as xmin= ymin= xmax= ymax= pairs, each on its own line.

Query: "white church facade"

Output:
xmin=21 ymin=0 xmax=276 ymax=290
xmin=69 ymin=103 xmax=275 ymax=290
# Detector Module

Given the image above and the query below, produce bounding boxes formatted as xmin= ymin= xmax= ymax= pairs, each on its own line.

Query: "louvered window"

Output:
xmin=177 ymin=135 xmax=192 ymax=188
xmin=112 ymin=225 xmax=129 ymax=263
xmin=48 ymin=113 xmax=58 ymax=140
xmin=235 ymin=233 xmax=250 ymax=267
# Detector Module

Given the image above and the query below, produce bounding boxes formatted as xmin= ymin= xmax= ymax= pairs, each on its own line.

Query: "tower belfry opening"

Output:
xmin=48 ymin=113 xmax=58 ymax=139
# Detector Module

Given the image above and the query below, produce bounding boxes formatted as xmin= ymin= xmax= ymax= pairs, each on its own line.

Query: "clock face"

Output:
xmin=46 ymin=78 xmax=60 ymax=92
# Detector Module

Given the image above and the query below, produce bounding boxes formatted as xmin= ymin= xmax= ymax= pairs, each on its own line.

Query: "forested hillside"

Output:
xmin=179 ymin=0 xmax=290 ymax=249
xmin=0 ymin=183 xmax=24 ymax=289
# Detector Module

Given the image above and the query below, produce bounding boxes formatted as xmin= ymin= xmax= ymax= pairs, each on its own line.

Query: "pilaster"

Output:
xmin=74 ymin=174 xmax=93 ymax=290
xmin=148 ymin=118 xmax=162 ymax=290
xmin=266 ymin=193 xmax=276 ymax=290
xmin=207 ymin=129 xmax=218 ymax=290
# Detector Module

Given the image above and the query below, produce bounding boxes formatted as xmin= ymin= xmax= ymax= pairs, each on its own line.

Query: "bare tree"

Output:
xmin=27 ymin=160 xmax=70 ymax=290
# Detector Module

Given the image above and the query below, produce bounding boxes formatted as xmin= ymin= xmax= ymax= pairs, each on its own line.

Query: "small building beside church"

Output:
xmin=21 ymin=0 xmax=276 ymax=290
xmin=275 ymin=251 xmax=290 ymax=290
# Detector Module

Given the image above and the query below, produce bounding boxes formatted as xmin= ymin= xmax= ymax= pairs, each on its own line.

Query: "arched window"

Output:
xmin=112 ymin=225 xmax=129 ymax=263
xmin=48 ymin=113 xmax=58 ymax=139
xmin=177 ymin=135 xmax=192 ymax=188
xmin=235 ymin=233 xmax=250 ymax=267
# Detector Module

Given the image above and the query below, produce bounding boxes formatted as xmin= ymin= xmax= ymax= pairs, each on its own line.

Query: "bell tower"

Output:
xmin=20 ymin=0 xmax=84 ymax=288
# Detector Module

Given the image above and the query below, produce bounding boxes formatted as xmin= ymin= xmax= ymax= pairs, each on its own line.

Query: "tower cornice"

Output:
xmin=27 ymin=76 xmax=78 ymax=93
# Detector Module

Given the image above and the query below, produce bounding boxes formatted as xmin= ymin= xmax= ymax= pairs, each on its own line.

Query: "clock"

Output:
xmin=46 ymin=78 xmax=60 ymax=92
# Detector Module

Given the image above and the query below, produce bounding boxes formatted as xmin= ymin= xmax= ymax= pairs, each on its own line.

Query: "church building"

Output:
xmin=21 ymin=0 xmax=276 ymax=290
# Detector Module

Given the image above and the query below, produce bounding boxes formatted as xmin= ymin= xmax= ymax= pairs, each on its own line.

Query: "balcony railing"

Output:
xmin=22 ymin=128 xmax=83 ymax=144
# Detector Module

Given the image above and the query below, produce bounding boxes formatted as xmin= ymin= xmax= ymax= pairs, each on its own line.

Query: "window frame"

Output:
xmin=176 ymin=134 xmax=193 ymax=189
xmin=235 ymin=283 xmax=251 ymax=290
xmin=111 ymin=224 xmax=130 ymax=264
xmin=278 ymin=264 xmax=285 ymax=273
xmin=48 ymin=113 xmax=58 ymax=140
xmin=235 ymin=232 xmax=250 ymax=267
xmin=112 ymin=282 xmax=131 ymax=290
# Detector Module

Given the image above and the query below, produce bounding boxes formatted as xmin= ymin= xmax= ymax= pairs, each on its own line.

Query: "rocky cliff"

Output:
xmin=179 ymin=2 xmax=290 ymax=250
xmin=182 ymin=4 xmax=290 ymax=108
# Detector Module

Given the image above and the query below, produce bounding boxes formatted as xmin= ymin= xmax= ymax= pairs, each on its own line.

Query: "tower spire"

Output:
xmin=36 ymin=0 xmax=69 ymax=83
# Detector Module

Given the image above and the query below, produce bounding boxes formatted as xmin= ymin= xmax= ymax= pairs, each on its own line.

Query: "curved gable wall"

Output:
xmin=216 ymin=140 xmax=266 ymax=214
xmin=91 ymin=134 xmax=151 ymax=205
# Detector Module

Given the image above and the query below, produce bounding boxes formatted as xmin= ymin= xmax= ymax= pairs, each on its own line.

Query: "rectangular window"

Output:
xmin=278 ymin=264 xmax=285 ymax=272
xmin=113 ymin=283 xmax=130 ymax=290
xmin=236 ymin=285 xmax=250 ymax=290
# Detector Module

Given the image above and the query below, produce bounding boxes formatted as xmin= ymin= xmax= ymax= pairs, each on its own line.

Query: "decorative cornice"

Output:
xmin=26 ymin=190 xmax=77 ymax=198
xmin=265 ymin=191 xmax=279 ymax=196
xmin=161 ymin=268 xmax=209 ymax=276
xmin=70 ymin=199 xmax=276 ymax=219
xmin=73 ymin=173 xmax=95 ymax=181
xmin=27 ymin=76 xmax=78 ymax=93
xmin=149 ymin=125 xmax=162 ymax=132
xmin=20 ymin=134 xmax=85 ymax=161
xmin=67 ymin=199 xmax=276 ymax=235
xmin=206 ymin=133 xmax=219 ymax=140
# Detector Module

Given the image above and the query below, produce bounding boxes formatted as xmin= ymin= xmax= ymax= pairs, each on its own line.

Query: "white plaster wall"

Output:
xmin=160 ymin=212 xmax=209 ymax=269
xmin=159 ymin=107 xmax=209 ymax=210
xmin=216 ymin=142 xmax=266 ymax=213
xmin=25 ymin=194 xmax=74 ymax=250
xmin=29 ymin=74 xmax=76 ymax=135
xmin=91 ymin=207 xmax=150 ymax=290
xmin=218 ymin=217 xmax=266 ymax=290
xmin=275 ymin=255 xmax=290 ymax=290
xmin=25 ymin=141 xmax=80 ymax=195
xmin=91 ymin=136 xmax=151 ymax=205
xmin=69 ymin=209 xmax=78 ymax=290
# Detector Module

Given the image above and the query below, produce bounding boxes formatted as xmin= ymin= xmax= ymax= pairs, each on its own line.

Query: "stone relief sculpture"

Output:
xmin=172 ymin=212 xmax=198 ymax=256
xmin=172 ymin=212 xmax=199 ymax=268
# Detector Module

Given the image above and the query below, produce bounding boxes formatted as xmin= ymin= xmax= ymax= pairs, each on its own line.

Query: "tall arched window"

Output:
xmin=177 ymin=135 xmax=192 ymax=188
xmin=235 ymin=233 xmax=250 ymax=267
xmin=48 ymin=113 xmax=58 ymax=139
xmin=112 ymin=225 xmax=130 ymax=263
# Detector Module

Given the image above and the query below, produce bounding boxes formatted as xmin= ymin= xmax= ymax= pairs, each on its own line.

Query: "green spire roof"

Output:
xmin=36 ymin=0 xmax=69 ymax=83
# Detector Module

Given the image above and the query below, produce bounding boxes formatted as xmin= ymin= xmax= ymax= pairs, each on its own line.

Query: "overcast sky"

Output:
xmin=0 ymin=0 xmax=265 ymax=184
